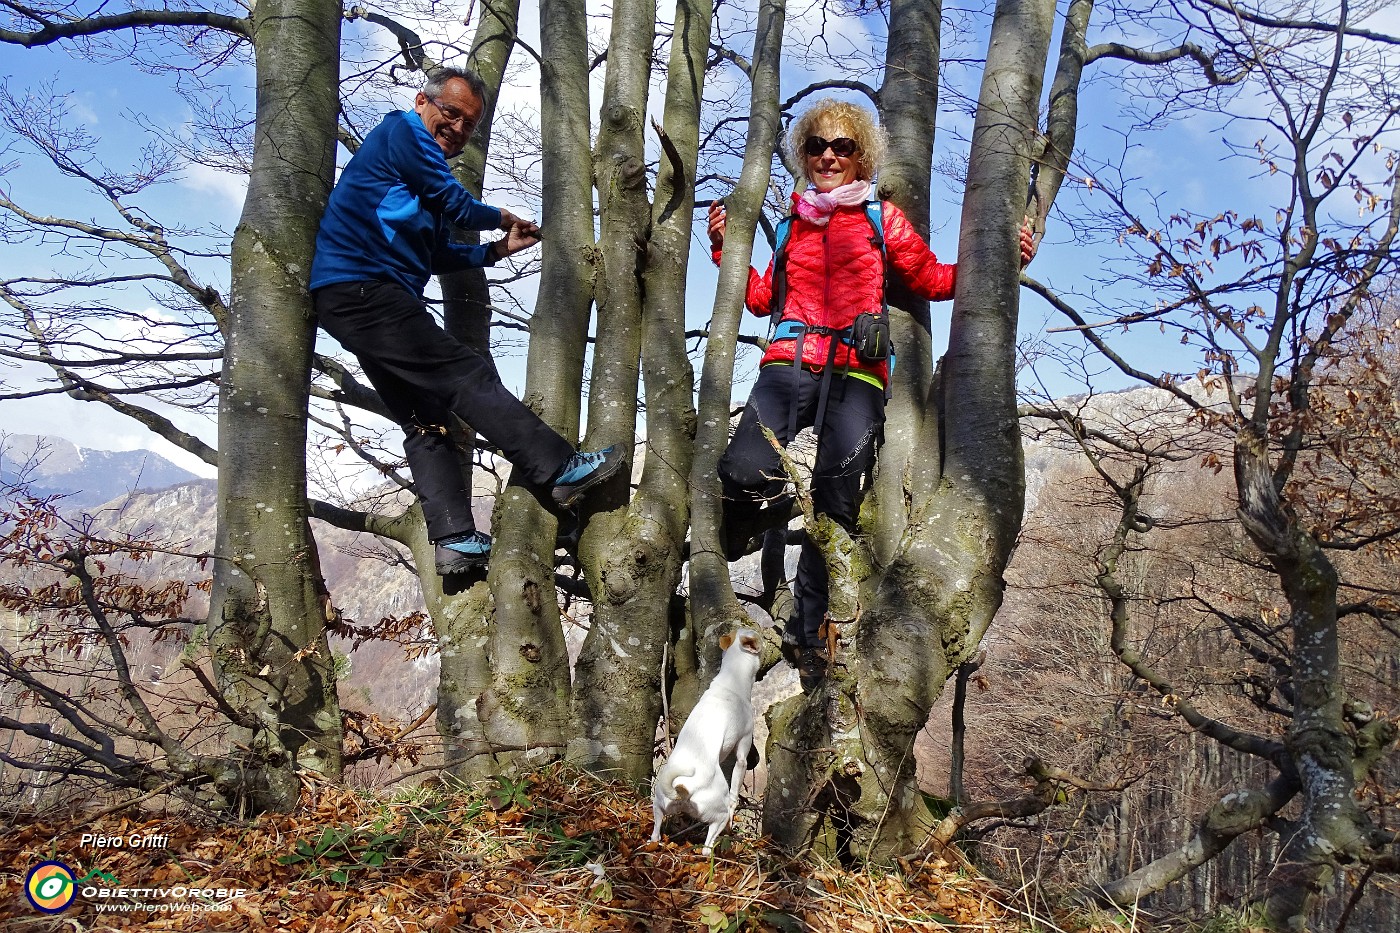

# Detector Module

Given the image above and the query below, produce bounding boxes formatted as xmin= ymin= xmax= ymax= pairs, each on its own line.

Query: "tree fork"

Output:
xmin=468 ymin=0 xmax=595 ymax=782
xmin=849 ymin=0 xmax=1056 ymax=862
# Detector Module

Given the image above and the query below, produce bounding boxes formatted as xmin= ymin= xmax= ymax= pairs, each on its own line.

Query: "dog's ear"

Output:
xmin=719 ymin=632 xmax=735 ymax=651
xmin=740 ymin=632 xmax=760 ymax=654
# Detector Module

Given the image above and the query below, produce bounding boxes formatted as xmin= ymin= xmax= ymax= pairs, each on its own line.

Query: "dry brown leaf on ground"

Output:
xmin=1 ymin=765 xmax=1048 ymax=932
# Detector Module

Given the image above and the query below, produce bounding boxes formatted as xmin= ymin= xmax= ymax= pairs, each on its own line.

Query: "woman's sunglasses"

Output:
xmin=803 ymin=135 xmax=859 ymax=158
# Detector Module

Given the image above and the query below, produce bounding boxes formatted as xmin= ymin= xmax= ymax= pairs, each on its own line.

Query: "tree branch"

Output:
xmin=1093 ymin=457 xmax=1286 ymax=764
xmin=780 ymin=80 xmax=879 ymax=114
xmin=1085 ymin=41 xmax=1245 ymax=85
xmin=179 ymin=659 xmax=259 ymax=730
xmin=1022 ymin=276 xmax=1207 ymax=412
xmin=307 ymin=498 xmax=409 ymax=542
xmin=312 ymin=353 xmax=392 ymax=420
xmin=1088 ymin=774 xmax=1299 ymax=906
xmin=1193 ymin=0 xmax=1400 ymax=46
xmin=708 ymin=41 xmax=751 ymax=78
xmin=342 ymin=704 xmax=438 ymax=764
xmin=0 ymin=8 xmax=252 ymax=47
xmin=921 ymin=757 xmax=1128 ymax=861
xmin=346 ymin=7 xmax=427 ymax=71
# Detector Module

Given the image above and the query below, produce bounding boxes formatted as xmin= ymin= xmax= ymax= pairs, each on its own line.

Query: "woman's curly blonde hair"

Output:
xmin=785 ymin=98 xmax=888 ymax=185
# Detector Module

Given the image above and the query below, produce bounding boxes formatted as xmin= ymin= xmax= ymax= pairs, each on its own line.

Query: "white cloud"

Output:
xmin=180 ymin=162 xmax=249 ymax=211
xmin=67 ymin=92 xmax=101 ymax=127
xmin=0 ymin=394 xmax=217 ymax=479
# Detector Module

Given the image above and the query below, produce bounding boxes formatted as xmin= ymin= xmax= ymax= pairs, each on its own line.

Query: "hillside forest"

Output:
xmin=1 ymin=0 xmax=1398 ymax=929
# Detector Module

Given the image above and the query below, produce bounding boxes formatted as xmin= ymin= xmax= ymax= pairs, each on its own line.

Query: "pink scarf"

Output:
xmin=795 ymin=180 xmax=871 ymax=225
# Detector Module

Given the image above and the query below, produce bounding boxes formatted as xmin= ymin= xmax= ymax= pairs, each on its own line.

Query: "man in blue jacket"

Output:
xmin=311 ymin=67 xmax=623 ymax=576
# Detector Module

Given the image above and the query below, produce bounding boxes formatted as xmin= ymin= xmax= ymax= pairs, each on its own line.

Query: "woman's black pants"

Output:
xmin=717 ymin=364 xmax=885 ymax=647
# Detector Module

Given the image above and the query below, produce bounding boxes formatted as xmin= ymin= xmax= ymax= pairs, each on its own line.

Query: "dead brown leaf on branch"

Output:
xmin=0 ymin=764 xmax=1078 ymax=932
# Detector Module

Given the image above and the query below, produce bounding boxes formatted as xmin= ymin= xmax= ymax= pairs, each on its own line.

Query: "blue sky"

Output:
xmin=2 ymin=1 xmax=1397 ymax=486
xmin=0 ymin=41 xmax=249 ymax=475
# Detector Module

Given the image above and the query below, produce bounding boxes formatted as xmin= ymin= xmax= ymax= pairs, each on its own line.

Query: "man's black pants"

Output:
xmin=314 ymin=280 xmax=574 ymax=541
xmin=717 ymin=364 xmax=885 ymax=647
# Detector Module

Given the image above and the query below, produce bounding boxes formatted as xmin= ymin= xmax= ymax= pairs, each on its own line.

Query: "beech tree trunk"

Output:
xmin=680 ymin=0 xmax=787 ymax=714
xmin=764 ymin=0 xmax=1055 ymax=859
xmin=569 ymin=0 xmax=710 ymax=782
xmin=564 ymin=0 xmax=655 ymax=775
xmin=209 ymin=0 xmax=343 ymax=811
xmin=434 ymin=0 xmax=524 ymax=781
xmin=868 ymin=0 xmax=943 ymax=560
xmin=463 ymin=0 xmax=595 ymax=781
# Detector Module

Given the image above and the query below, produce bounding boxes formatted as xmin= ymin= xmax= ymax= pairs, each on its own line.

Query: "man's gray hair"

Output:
xmin=423 ymin=67 xmax=487 ymax=105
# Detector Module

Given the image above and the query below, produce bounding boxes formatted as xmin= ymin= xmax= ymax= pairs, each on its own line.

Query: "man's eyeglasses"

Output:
xmin=804 ymin=135 xmax=859 ymax=158
xmin=430 ymin=97 xmax=472 ymax=129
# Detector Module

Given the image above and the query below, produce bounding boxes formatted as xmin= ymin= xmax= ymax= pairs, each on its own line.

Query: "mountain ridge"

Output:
xmin=0 ymin=433 xmax=200 ymax=508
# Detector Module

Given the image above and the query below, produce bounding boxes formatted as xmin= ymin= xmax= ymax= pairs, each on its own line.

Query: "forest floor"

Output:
xmin=1 ymin=764 xmax=1138 ymax=932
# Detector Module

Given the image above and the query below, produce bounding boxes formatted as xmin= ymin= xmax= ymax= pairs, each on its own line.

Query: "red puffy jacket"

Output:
xmin=716 ymin=196 xmax=957 ymax=385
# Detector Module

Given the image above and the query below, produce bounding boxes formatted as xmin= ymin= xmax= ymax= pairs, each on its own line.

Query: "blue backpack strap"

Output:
xmin=774 ymin=214 xmax=795 ymax=254
xmin=861 ymin=199 xmax=890 ymax=327
xmin=865 ymin=199 xmax=896 ymax=399
xmin=769 ymin=215 xmax=795 ymax=334
xmin=864 ymin=199 xmax=884 ymax=254
xmin=865 ymin=200 xmax=887 ymax=305
xmin=763 ymin=213 xmax=805 ymax=439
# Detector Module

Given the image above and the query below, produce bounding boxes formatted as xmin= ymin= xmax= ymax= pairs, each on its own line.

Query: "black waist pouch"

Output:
xmin=850 ymin=312 xmax=891 ymax=363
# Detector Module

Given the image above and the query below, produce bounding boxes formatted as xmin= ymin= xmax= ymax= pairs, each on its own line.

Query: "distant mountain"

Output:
xmin=0 ymin=433 xmax=199 ymax=509
xmin=58 ymin=473 xmax=435 ymax=711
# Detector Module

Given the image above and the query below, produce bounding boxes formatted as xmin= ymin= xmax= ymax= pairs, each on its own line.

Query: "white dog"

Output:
xmin=651 ymin=627 xmax=762 ymax=855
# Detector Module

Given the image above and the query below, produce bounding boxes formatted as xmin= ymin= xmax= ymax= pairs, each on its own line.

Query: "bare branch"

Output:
xmin=0 ymin=7 xmax=252 ymax=47
xmin=307 ymin=498 xmax=410 ymax=542
xmin=921 ymin=757 xmax=1131 ymax=861
xmin=1192 ymin=0 xmax=1400 ymax=46
xmin=1088 ymin=774 xmax=1299 ymax=906
xmin=709 ymin=41 xmax=751 ymax=78
xmin=1085 ymin=41 xmax=1245 ymax=85
xmin=780 ymin=80 xmax=879 ymax=114
xmin=345 ymin=7 xmax=427 ymax=71
xmin=179 ymin=659 xmax=259 ymax=730
xmin=1021 ymin=276 xmax=1207 ymax=412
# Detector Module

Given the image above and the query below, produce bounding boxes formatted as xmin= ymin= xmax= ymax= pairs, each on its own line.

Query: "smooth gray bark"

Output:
xmin=467 ymin=0 xmax=594 ymax=781
xmin=567 ymin=0 xmax=656 ymax=776
xmin=681 ymin=0 xmax=787 ymax=715
xmin=209 ymin=0 xmax=343 ymax=811
xmin=863 ymin=0 xmax=1052 ymax=855
xmin=437 ymin=0 xmax=523 ymax=781
xmin=1029 ymin=0 xmax=1091 ymax=229
xmin=569 ymin=0 xmax=710 ymax=782
xmin=869 ymin=0 xmax=943 ymax=561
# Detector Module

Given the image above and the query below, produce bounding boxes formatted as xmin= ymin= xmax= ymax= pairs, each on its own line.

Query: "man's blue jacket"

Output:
xmin=310 ymin=109 xmax=503 ymax=296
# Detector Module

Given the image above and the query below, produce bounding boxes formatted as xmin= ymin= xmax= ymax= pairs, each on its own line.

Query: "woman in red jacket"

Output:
xmin=710 ymin=98 xmax=1033 ymax=690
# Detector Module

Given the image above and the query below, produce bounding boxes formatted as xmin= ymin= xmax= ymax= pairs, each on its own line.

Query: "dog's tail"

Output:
xmin=657 ymin=761 xmax=698 ymax=799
